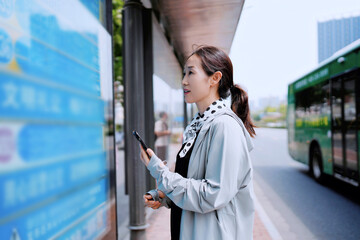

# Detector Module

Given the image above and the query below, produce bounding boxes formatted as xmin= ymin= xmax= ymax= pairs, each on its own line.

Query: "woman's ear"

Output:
xmin=210 ymin=71 xmax=222 ymax=86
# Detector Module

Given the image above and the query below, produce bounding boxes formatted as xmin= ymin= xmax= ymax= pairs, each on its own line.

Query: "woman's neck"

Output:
xmin=196 ymin=94 xmax=220 ymax=115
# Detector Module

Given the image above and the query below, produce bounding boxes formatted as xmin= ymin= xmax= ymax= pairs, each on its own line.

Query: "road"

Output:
xmin=251 ymin=128 xmax=360 ymax=240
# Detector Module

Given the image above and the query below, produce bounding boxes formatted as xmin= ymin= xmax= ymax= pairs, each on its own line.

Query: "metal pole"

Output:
xmin=123 ymin=1 xmax=148 ymax=239
xmin=105 ymin=0 xmax=119 ymax=239
xmin=142 ymin=8 xmax=156 ymax=192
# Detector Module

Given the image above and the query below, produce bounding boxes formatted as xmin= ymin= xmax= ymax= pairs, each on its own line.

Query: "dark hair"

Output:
xmin=187 ymin=45 xmax=256 ymax=137
xmin=159 ymin=111 xmax=167 ymax=118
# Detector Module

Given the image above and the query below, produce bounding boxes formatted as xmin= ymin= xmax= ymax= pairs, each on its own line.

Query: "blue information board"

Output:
xmin=0 ymin=0 xmax=115 ymax=239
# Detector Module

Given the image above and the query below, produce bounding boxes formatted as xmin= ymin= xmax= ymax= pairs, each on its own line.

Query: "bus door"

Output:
xmin=331 ymin=70 xmax=359 ymax=183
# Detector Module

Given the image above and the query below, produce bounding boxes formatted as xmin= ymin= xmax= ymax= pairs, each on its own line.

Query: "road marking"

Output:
xmin=254 ymin=194 xmax=283 ymax=240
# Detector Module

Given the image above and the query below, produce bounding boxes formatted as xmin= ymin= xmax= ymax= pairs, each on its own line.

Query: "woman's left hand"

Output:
xmin=139 ymin=145 xmax=155 ymax=167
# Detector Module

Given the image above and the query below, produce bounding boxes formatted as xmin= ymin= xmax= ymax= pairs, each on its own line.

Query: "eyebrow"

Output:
xmin=183 ymin=66 xmax=194 ymax=72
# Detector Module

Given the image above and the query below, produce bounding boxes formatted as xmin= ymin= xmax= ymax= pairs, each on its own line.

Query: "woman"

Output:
xmin=139 ymin=45 xmax=256 ymax=240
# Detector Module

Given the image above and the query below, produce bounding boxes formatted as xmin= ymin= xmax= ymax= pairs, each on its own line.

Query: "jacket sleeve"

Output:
xmin=147 ymin=117 xmax=251 ymax=214
xmin=160 ymin=195 xmax=173 ymax=209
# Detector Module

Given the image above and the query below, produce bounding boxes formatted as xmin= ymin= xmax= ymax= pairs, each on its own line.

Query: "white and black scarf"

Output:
xmin=180 ymin=98 xmax=227 ymax=158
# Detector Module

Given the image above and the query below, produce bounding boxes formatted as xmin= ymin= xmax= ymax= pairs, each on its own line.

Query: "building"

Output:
xmin=318 ymin=13 xmax=360 ymax=63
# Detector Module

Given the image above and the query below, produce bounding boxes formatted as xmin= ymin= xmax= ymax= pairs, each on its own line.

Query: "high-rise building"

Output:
xmin=318 ymin=14 xmax=360 ymax=63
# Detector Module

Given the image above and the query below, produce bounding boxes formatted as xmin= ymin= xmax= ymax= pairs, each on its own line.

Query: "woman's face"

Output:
xmin=182 ymin=54 xmax=212 ymax=104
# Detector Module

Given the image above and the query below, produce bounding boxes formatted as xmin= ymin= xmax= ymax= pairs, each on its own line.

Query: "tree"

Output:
xmin=112 ymin=0 xmax=124 ymax=105
xmin=279 ymin=103 xmax=287 ymax=115
xmin=264 ymin=106 xmax=277 ymax=113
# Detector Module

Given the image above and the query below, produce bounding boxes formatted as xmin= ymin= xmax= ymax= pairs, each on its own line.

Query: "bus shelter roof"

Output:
xmin=150 ymin=0 xmax=245 ymax=65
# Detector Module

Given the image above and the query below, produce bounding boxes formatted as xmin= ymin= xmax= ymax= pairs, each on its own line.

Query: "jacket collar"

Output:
xmin=193 ymin=107 xmax=254 ymax=152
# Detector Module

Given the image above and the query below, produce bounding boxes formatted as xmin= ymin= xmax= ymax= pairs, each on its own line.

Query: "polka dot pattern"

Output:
xmin=180 ymin=98 xmax=227 ymax=158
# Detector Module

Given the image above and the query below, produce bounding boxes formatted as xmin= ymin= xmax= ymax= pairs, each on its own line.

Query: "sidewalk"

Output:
xmin=145 ymin=204 xmax=272 ymax=240
xmin=145 ymin=144 xmax=274 ymax=240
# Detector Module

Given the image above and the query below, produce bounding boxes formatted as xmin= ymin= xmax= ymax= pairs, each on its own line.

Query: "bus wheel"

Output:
xmin=310 ymin=147 xmax=325 ymax=183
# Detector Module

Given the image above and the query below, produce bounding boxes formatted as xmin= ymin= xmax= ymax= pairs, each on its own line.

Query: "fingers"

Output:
xmin=152 ymin=201 xmax=161 ymax=209
xmin=139 ymin=144 xmax=155 ymax=165
xmin=148 ymin=201 xmax=161 ymax=209
xmin=139 ymin=144 xmax=149 ymax=165
xmin=139 ymin=145 xmax=157 ymax=167
xmin=144 ymin=194 xmax=152 ymax=200
xmin=143 ymin=195 xmax=161 ymax=209
xmin=146 ymin=148 xmax=155 ymax=158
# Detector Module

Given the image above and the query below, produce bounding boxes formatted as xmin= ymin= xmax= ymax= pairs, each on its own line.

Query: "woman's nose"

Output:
xmin=182 ymin=76 xmax=188 ymax=86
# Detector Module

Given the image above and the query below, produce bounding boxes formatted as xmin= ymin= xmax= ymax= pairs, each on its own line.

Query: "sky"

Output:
xmin=229 ymin=0 xmax=360 ymax=107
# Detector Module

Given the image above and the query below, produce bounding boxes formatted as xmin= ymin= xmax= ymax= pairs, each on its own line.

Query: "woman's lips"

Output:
xmin=184 ymin=89 xmax=191 ymax=95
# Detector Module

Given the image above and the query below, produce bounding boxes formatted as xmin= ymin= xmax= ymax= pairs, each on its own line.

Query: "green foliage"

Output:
xmin=252 ymin=103 xmax=287 ymax=128
xmin=112 ymin=0 xmax=124 ymax=83
xmin=112 ymin=0 xmax=124 ymax=105
xmin=252 ymin=114 xmax=261 ymax=121
xmin=279 ymin=103 xmax=287 ymax=114
xmin=264 ymin=106 xmax=277 ymax=113
xmin=115 ymin=123 xmax=123 ymax=132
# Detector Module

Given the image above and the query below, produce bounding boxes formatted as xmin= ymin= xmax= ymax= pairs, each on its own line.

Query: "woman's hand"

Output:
xmin=139 ymin=145 xmax=155 ymax=167
xmin=143 ymin=190 xmax=166 ymax=209
xmin=144 ymin=194 xmax=161 ymax=209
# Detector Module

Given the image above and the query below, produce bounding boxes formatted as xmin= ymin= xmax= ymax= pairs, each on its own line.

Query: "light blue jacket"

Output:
xmin=147 ymin=108 xmax=255 ymax=240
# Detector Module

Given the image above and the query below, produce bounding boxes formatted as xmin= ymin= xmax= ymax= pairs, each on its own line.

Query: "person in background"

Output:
xmin=154 ymin=111 xmax=171 ymax=162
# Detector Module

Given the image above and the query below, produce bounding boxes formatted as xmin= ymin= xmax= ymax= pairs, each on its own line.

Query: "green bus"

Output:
xmin=287 ymin=39 xmax=360 ymax=186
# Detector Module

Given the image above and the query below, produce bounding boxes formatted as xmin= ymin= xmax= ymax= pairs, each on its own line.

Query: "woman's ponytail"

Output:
xmin=230 ymin=84 xmax=256 ymax=138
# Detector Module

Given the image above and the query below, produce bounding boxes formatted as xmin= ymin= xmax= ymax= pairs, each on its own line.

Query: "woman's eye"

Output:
xmin=189 ymin=71 xmax=193 ymax=75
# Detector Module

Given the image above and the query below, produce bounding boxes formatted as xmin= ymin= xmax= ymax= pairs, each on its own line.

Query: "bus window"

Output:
xmin=331 ymin=78 xmax=343 ymax=168
xmin=331 ymin=79 xmax=342 ymax=127
xmin=344 ymin=79 xmax=357 ymax=178
xmin=294 ymin=81 xmax=330 ymax=127
xmin=344 ymin=80 xmax=356 ymax=123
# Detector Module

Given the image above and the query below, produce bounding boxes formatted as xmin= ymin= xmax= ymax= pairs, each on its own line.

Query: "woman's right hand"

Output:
xmin=143 ymin=190 xmax=165 ymax=209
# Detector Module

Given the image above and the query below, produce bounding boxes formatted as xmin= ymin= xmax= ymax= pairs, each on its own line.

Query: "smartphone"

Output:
xmin=132 ymin=130 xmax=150 ymax=158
